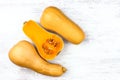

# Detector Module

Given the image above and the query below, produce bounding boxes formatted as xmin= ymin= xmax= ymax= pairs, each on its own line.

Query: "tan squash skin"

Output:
xmin=23 ymin=20 xmax=64 ymax=60
xmin=40 ymin=6 xmax=85 ymax=44
xmin=9 ymin=40 xmax=66 ymax=77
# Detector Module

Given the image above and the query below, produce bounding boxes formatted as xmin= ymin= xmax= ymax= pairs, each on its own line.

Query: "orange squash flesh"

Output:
xmin=23 ymin=20 xmax=64 ymax=60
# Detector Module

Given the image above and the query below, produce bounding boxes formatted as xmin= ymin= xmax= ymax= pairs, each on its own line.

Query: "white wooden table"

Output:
xmin=1 ymin=0 xmax=120 ymax=80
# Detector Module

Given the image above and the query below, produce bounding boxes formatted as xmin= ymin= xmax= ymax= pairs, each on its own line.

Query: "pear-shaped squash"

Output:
xmin=40 ymin=6 xmax=85 ymax=44
xmin=9 ymin=40 xmax=66 ymax=76
xmin=23 ymin=20 xmax=64 ymax=60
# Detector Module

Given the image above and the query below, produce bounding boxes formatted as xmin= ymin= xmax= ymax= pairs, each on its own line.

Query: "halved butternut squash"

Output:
xmin=23 ymin=20 xmax=64 ymax=60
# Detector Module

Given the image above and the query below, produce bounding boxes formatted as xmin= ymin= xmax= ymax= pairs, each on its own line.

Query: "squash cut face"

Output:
xmin=23 ymin=20 xmax=64 ymax=60
xmin=41 ymin=34 xmax=63 ymax=59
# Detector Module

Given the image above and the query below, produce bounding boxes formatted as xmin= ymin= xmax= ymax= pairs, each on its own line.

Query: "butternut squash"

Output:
xmin=9 ymin=40 xmax=66 ymax=77
xmin=40 ymin=6 xmax=85 ymax=44
xmin=23 ymin=20 xmax=64 ymax=60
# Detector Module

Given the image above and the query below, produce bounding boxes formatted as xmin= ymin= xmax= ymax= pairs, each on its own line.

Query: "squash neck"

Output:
xmin=23 ymin=20 xmax=49 ymax=41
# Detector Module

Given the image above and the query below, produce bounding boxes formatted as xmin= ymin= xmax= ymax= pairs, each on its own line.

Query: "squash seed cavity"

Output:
xmin=42 ymin=38 xmax=59 ymax=55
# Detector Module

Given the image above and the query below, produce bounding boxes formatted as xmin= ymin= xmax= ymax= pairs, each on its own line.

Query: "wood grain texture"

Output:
xmin=1 ymin=0 xmax=120 ymax=80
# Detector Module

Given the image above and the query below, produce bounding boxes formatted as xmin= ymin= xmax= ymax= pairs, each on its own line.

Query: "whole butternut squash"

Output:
xmin=23 ymin=20 xmax=64 ymax=60
xmin=40 ymin=6 xmax=85 ymax=44
xmin=9 ymin=40 xmax=66 ymax=76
